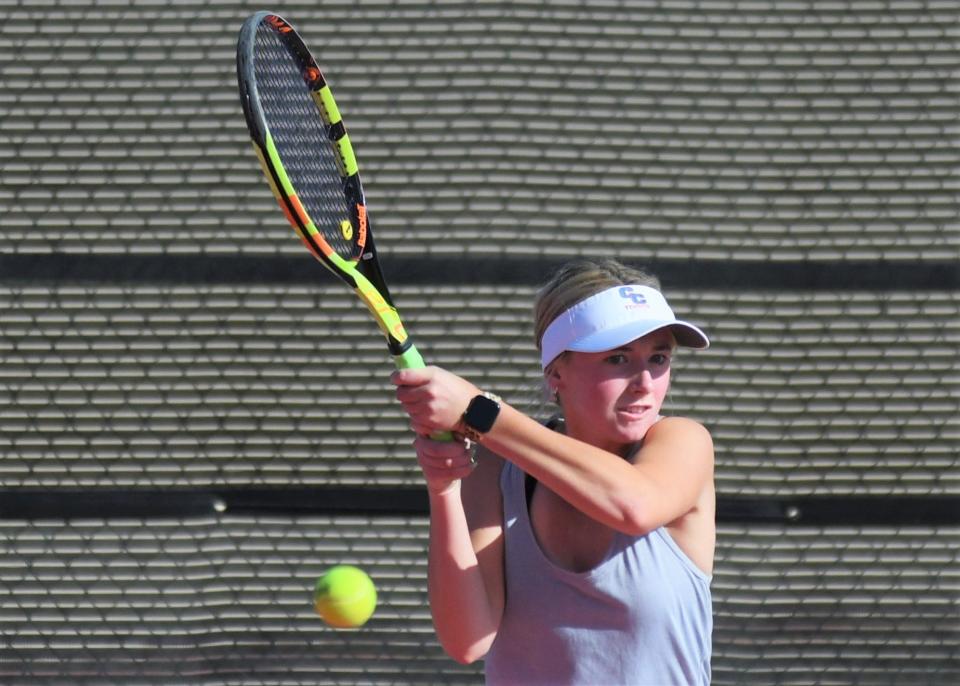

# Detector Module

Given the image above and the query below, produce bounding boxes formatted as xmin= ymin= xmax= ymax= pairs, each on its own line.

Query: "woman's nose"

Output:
xmin=633 ymin=368 xmax=654 ymax=393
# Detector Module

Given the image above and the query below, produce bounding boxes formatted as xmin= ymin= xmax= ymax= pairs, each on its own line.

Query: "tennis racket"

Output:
xmin=236 ymin=11 xmax=432 ymax=378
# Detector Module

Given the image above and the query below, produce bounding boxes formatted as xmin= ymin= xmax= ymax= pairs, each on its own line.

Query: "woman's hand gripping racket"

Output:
xmin=236 ymin=11 xmax=451 ymax=441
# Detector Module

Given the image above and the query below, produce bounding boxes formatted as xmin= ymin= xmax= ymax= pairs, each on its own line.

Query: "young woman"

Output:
xmin=391 ymin=258 xmax=715 ymax=685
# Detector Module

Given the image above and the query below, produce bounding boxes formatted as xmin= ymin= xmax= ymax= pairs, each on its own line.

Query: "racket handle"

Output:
xmin=393 ymin=344 xmax=454 ymax=443
xmin=393 ymin=344 xmax=426 ymax=371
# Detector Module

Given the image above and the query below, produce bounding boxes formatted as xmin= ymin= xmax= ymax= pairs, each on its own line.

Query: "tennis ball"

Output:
xmin=313 ymin=565 xmax=377 ymax=628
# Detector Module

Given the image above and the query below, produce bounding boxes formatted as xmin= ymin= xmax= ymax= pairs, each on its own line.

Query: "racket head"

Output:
xmin=237 ymin=12 xmax=412 ymax=357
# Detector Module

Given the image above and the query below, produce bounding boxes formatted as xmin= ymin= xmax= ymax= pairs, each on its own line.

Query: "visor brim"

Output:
xmin=566 ymin=320 xmax=710 ymax=354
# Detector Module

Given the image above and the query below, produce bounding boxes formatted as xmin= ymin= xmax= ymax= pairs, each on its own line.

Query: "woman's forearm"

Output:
xmin=483 ymin=405 xmax=712 ymax=535
xmin=480 ymin=404 xmax=661 ymax=534
xmin=426 ymin=485 xmax=499 ymax=664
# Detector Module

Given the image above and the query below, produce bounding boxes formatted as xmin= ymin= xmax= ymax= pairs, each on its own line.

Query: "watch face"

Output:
xmin=465 ymin=395 xmax=500 ymax=433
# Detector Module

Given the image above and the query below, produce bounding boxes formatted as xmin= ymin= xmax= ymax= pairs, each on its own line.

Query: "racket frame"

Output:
xmin=237 ymin=11 xmax=424 ymax=370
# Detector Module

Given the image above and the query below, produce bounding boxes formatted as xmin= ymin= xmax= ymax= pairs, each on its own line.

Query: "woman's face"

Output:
xmin=549 ymin=329 xmax=675 ymax=456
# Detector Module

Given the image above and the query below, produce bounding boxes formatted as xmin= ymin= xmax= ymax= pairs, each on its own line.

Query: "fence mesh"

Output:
xmin=0 ymin=0 xmax=957 ymax=683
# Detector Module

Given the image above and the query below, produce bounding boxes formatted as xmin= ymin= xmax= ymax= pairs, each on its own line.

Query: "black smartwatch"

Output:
xmin=460 ymin=391 xmax=502 ymax=443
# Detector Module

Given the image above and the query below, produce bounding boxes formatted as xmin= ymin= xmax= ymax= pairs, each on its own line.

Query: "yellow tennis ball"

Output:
xmin=313 ymin=565 xmax=377 ymax=628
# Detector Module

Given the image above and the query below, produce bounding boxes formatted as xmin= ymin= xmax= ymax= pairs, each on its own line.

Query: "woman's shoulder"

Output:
xmin=643 ymin=416 xmax=714 ymax=460
xmin=652 ymin=415 xmax=712 ymax=435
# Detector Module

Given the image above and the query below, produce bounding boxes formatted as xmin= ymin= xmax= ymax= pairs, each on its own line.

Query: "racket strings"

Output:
xmin=253 ymin=26 xmax=360 ymax=261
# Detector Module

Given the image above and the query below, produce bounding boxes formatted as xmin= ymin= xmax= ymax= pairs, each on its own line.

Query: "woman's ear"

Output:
xmin=545 ymin=362 xmax=565 ymax=406
xmin=545 ymin=363 xmax=562 ymax=390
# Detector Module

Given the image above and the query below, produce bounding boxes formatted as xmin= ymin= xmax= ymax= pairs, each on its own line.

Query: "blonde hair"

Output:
xmin=533 ymin=258 xmax=661 ymax=358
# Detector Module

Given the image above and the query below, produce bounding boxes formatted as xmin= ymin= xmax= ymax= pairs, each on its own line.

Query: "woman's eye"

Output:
xmin=605 ymin=353 xmax=628 ymax=364
xmin=650 ymin=354 xmax=670 ymax=366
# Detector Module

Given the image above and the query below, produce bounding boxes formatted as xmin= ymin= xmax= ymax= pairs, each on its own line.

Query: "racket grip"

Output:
xmin=429 ymin=430 xmax=455 ymax=442
xmin=393 ymin=344 xmax=454 ymax=443
xmin=393 ymin=345 xmax=426 ymax=370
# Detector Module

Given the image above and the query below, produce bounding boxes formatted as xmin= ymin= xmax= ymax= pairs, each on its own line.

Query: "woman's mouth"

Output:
xmin=617 ymin=404 xmax=652 ymax=418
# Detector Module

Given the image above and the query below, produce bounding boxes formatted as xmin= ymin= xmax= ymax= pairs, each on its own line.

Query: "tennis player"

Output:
xmin=392 ymin=258 xmax=714 ymax=685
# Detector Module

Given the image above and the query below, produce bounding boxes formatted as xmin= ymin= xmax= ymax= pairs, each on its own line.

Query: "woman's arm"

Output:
xmin=484 ymin=405 xmax=713 ymax=535
xmin=393 ymin=367 xmax=713 ymax=537
xmin=408 ymin=437 xmax=505 ymax=664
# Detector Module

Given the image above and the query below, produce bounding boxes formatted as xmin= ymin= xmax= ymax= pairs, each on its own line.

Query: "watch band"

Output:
xmin=461 ymin=425 xmax=483 ymax=443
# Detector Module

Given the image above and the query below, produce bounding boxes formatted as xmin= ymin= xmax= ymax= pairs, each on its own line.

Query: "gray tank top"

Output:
xmin=484 ymin=461 xmax=712 ymax=685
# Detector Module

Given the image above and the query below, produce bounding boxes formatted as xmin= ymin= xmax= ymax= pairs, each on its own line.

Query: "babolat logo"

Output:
xmin=619 ymin=286 xmax=648 ymax=306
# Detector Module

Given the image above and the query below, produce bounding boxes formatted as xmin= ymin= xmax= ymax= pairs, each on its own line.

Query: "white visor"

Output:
xmin=540 ymin=284 xmax=709 ymax=368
